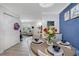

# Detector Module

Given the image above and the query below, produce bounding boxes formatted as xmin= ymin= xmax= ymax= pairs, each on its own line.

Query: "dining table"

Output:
xmin=30 ymin=39 xmax=75 ymax=56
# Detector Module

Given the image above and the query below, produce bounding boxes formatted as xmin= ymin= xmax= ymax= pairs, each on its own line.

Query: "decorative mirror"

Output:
xmin=14 ymin=23 xmax=20 ymax=30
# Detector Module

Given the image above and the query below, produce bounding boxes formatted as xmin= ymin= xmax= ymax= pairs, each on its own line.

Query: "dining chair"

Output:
xmin=26 ymin=37 xmax=35 ymax=56
xmin=75 ymin=48 xmax=79 ymax=56
xmin=55 ymin=34 xmax=62 ymax=41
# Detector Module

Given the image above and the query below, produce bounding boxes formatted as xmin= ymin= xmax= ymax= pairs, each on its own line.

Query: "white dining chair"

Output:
xmin=26 ymin=37 xmax=35 ymax=56
xmin=55 ymin=34 xmax=62 ymax=41
xmin=75 ymin=48 xmax=79 ymax=56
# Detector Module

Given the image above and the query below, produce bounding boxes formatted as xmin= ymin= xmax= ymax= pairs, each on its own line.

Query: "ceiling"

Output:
xmin=1 ymin=3 xmax=69 ymax=22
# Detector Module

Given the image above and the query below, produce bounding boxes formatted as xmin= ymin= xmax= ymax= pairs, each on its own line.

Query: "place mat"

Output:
xmin=59 ymin=43 xmax=70 ymax=46
xmin=64 ymin=46 xmax=72 ymax=50
xmin=38 ymin=49 xmax=48 ymax=56
xmin=32 ymin=42 xmax=43 ymax=44
xmin=57 ymin=41 xmax=70 ymax=46
xmin=57 ymin=41 xmax=72 ymax=51
xmin=32 ymin=39 xmax=44 ymax=44
xmin=47 ymin=45 xmax=64 ymax=56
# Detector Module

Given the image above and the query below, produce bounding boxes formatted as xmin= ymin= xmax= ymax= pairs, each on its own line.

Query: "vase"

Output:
xmin=46 ymin=40 xmax=53 ymax=45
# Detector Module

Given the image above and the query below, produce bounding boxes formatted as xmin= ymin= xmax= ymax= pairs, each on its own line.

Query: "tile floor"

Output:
xmin=0 ymin=36 xmax=32 ymax=56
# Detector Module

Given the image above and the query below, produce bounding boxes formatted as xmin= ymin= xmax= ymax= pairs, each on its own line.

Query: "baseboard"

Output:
xmin=4 ymin=41 xmax=20 ymax=52
xmin=0 ymin=41 xmax=20 ymax=54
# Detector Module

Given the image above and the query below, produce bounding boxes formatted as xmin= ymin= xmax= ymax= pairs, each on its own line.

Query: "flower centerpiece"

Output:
xmin=43 ymin=26 xmax=57 ymax=45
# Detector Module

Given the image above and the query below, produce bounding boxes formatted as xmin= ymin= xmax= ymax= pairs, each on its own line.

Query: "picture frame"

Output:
xmin=70 ymin=4 xmax=79 ymax=19
xmin=47 ymin=21 xmax=54 ymax=27
xmin=64 ymin=10 xmax=70 ymax=21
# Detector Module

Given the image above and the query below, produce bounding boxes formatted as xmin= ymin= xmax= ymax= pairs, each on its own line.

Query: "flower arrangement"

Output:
xmin=43 ymin=26 xmax=57 ymax=43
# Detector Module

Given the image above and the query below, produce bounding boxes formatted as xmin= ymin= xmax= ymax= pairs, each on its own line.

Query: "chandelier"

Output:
xmin=39 ymin=3 xmax=54 ymax=8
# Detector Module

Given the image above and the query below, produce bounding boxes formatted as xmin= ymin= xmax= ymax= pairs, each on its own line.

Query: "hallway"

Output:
xmin=0 ymin=36 xmax=31 ymax=56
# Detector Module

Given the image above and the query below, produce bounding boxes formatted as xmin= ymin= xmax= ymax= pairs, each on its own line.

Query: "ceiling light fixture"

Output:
xmin=39 ymin=3 xmax=54 ymax=8
xmin=21 ymin=19 xmax=34 ymax=22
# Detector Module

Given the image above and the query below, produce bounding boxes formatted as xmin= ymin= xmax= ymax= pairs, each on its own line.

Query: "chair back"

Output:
xmin=27 ymin=37 xmax=32 ymax=56
xmin=55 ymin=34 xmax=62 ymax=41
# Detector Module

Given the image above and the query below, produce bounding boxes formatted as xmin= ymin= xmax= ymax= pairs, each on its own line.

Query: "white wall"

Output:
xmin=21 ymin=14 xmax=60 ymax=33
xmin=42 ymin=14 xmax=59 ymax=33
xmin=22 ymin=22 xmax=36 ymax=27
xmin=0 ymin=5 xmax=20 ymax=53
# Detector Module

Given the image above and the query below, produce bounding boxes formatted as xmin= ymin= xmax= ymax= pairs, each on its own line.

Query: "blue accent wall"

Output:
xmin=59 ymin=3 xmax=79 ymax=49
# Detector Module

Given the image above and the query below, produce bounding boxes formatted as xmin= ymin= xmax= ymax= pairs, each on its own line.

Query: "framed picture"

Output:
xmin=71 ymin=4 xmax=79 ymax=19
xmin=64 ymin=10 xmax=70 ymax=21
xmin=47 ymin=21 xmax=54 ymax=27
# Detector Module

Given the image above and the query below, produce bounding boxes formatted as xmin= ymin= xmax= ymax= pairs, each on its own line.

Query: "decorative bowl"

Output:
xmin=53 ymin=45 xmax=60 ymax=52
